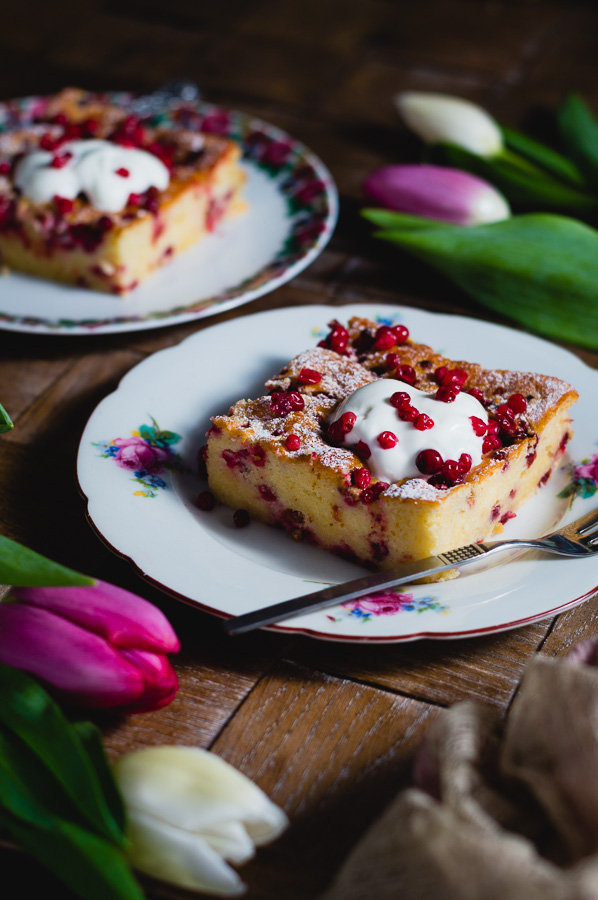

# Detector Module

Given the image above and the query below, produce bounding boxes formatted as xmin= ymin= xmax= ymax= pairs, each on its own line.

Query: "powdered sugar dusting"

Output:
xmin=479 ymin=370 xmax=575 ymax=426
xmin=266 ymin=348 xmax=376 ymax=399
xmin=385 ymin=479 xmax=444 ymax=501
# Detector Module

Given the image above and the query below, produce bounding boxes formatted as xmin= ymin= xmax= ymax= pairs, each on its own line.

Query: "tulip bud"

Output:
xmin=0 ymin=580 xmax=180 ymax=713
xmin=363 ymin=164 xmax=510 ymax=225
xmin=113 ymin=746 xmax=289 ymax=895
xmin=395 ymin=92 xmax=504 ymax=157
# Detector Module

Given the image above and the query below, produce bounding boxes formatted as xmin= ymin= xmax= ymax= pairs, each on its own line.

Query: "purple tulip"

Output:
xmin=363 ymin=164 xmax=510 ymax=225
xmin=0 ymin=580 xmax=180 ymax=714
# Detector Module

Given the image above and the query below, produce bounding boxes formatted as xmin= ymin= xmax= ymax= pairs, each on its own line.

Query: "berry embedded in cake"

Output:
xmin=0 ymin=88 xmax=247 ymax=294
xmin=204 ymin=317 xmax=578 ymax=573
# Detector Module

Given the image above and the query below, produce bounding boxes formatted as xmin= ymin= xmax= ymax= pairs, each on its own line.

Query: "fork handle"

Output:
xmin=223 ymin=538 xmax=529 ymax=635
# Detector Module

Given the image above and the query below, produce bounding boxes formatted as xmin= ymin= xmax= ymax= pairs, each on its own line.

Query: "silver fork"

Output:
xmin=224 ymin=506 xmax=598 ymax=635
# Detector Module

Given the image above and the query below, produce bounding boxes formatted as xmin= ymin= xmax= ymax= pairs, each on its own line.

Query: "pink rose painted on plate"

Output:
xmin=327 ymin=590 xmax=449 ymax=623
xmin=111 ymin=436 xmax=171 ymax=473
xmin=559 ymin=452 xmax=598 ymax=503
xmin=94 ymin=417 xmax=185 ymax=497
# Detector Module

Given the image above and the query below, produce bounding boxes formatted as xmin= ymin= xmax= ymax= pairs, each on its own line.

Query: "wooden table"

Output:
xmin=2 ymin=1 xmax=598 ymax=896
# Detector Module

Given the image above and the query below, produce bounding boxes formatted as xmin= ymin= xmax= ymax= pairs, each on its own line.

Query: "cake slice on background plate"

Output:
xmin=0 ymin=88 xmax=246 ymax=295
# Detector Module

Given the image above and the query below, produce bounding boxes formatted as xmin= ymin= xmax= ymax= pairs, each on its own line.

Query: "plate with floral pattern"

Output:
xmin=77 ymin=304 xmax=598 ymax=643
xmin=0 ymin=92 xmax=337 ymax=335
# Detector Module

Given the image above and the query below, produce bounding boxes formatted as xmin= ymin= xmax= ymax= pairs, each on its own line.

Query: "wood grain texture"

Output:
xmin=285 ymin=623 xmax=549 ymax=708
xmin=210 ymin=661 xmax=439 ymax=899
xmin=1 ymin=2 xmax=598 ymax=898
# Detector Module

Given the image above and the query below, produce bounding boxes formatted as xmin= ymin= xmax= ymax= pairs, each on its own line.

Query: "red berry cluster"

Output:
xmin=327 ymin=411 xmax=356 ymax=443
xmin=318 ymin=321 xmax=350 ymax=355
xmin=270 ymin=391 xmax=305 ymax=417
xmin=434 ymin=366 xmax=469 ymax=403
xmin=389 ymin=391 xmax=434 ymax=432
xmin=318 ymin=321 xmax=411 ymax=360
xmin=40 ymin=117 xmax=100 ymax=152
xmin=416 ymin=449 xmax=472 ymax=488
xmin=372 ymin=323 xmax=410 ymax=350
xmin=472 ymin=393 xmax=528 ymax=453
xmin=360 ymin=481 xmax=389 ymax=504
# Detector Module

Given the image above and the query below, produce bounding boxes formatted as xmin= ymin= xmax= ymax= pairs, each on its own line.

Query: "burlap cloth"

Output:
xmin=323 ymin=640 xmax=598 ymax=900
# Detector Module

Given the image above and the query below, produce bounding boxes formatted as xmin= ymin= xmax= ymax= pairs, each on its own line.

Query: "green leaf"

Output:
xmin=155 ymin=430 xmax=181 ymax=446
xmin=0 ymin=730 xmax=56 ymax=827
xmin=73 ymin=721 xmax=127 ymax=838
xmin=557 ymin=483 xmax=577 ymax=499
xmin=0 ymin=403 xmax=13 ymax=433
xmin=427 ymin=143 xmax=598 ymax=214
xmin=374 ymin=213 xmax=598 ymax=350
xmin=0 ymin=670 xmax=140 ymax=900
xmin=501 ymin=125 xmax=586 ymax=187
xmin=558 ymin=92 xmax=598 ymax=187
xmin=0 ymin=808 xmax=144 ymax=900
xmin=0 ymin=665 xmax=125 ymax=846
xmin=0 ymin=535 xmax=94 ymax=587
xmin=362 ymin=209 xmax=457 ymax=231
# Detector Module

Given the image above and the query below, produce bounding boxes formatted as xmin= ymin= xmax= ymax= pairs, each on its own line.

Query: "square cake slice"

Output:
xmin=205 ymin=317 xmax=578 ymax=572
xmin=0 ymin=88 xmax=246 ymax=294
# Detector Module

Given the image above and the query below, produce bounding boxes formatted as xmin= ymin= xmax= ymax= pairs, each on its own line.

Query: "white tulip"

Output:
xmin=113 ymin=746 xmax=289 ymax=896
xmin=395 ymin=92 xmax=504 ymax=157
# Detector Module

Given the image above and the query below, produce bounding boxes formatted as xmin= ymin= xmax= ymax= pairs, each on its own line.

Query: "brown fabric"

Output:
xmin=322 ymin=643 xmax=598 ymax=900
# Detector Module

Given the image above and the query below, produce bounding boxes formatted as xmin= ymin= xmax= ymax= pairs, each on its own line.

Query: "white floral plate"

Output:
xmin=0 ymin=95 xmax=337 ymax=335
xmin=77 ymin=304 xmax=598 ymax=643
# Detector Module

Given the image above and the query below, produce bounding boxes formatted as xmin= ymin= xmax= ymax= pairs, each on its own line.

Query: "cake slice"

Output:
xmin=205 ymin=317 xmax=578 ymax=572
xmin=0 ymin=88 xmax=246 ymax=294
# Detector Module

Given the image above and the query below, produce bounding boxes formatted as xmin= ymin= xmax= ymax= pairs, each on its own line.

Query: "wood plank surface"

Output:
xmin=1 ymin=2 xmax=598 ymax=898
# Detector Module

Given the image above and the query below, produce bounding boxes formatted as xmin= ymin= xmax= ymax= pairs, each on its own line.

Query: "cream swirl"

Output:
xmin=329 ymin=379 xmax=488 ymax=484
xmin=14 ymin=140 xmax=170 ymax=213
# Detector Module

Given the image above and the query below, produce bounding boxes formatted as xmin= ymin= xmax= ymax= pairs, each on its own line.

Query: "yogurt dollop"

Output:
xmin=329 ymin=379 xmax=488 ymax=483
xmin=14 ymin=140 xmax=170 ymax=213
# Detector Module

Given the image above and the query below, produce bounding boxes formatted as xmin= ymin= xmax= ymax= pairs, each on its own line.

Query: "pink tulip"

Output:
xmin=0 ymin=580 xmax=180 ymax=714
xmin=363 ymin=164 xmax=510 ymax=225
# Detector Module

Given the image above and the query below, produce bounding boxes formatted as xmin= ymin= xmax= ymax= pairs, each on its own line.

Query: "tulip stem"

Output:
xmin=497 ymin=147 xmax=544 ymax=176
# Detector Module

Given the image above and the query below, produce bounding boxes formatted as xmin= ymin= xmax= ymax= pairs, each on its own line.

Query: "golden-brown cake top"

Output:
xmin=211 ymin=317 xmax=578 ymax=501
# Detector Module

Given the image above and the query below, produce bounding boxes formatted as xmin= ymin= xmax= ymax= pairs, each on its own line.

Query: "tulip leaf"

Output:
xmin=427 ymin=143 xmax=598 ymax=214
xmin=73 ymin=720 xmax=127 ymax=837
xmin=501 ymin=125 xmax=586 ymax=187
xmin=0 ymin=808 xmax=144 ymax=900
xmin=362 ymin=209 xmax=458 ymax=231
xmin=0 ymin=726 xmax=93 ymax=830
xmin=0 ymin=668 xmax=142 ymax=899
xmin=0 ymin=535 xmax=94 ymax=587
xmin=558 ymin=92 xmax=598 ymax=187
xmin=0 ymin=403 xmax=13 ymax=433
xmin=0 ymin=665 xmax=126 ymax=847
xmin=373 ymin=213 xmax=598 ymax=350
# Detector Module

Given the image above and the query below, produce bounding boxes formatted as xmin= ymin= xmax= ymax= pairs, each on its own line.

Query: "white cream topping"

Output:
xmin=330 ymin=379 xmax=488 ymax=483
xmin=14 ymin=140 xmax=170 ymax=213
